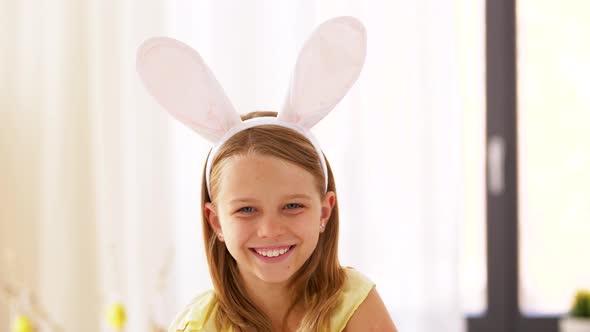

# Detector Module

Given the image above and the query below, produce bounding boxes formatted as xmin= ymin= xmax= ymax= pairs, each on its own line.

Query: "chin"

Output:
xmin=253 ymin=268 xmax=297 ymax=284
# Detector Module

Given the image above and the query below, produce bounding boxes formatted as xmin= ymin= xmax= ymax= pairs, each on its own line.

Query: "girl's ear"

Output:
xmin=320 ymin=191 xmax=337 ymax=225
xmin=279 ymin=16 xmax=367 ymax=129
xmin=204 ymin=202 xmax=222 ymax=235
xmin=136 ymin=37 xmax=242 ymax=143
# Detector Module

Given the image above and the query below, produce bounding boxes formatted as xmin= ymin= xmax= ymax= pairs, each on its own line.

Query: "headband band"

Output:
xmin=205 ymin=116 xmax=328 ymax=197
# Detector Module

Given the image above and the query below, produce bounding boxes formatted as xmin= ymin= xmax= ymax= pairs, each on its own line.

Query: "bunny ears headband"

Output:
xmin=136 ymin=16 xmax=367 ymax=196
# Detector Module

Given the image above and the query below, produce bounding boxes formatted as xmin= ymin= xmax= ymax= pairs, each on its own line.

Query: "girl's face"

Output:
xmin=205 ymin=154 xmax=335 ymax=286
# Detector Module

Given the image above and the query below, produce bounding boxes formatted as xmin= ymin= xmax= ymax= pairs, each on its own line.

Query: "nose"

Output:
xmin=256 ymin=213 xmax=286 ymax=238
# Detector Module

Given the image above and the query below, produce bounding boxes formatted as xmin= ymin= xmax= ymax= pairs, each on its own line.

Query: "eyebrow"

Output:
xmin=228 ymin=194 xmax=313 ymax=205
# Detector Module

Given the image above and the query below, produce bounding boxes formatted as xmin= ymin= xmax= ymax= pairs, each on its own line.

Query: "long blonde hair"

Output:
xmin=200 ymin=111 xmax=346 ymax=331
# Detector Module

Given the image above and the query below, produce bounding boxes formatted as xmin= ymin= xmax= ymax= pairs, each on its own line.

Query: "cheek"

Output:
xmin=219 ymin=219 xmax=251 ymax=244
xmin=293 ymin=217 xmax=321 ymax=241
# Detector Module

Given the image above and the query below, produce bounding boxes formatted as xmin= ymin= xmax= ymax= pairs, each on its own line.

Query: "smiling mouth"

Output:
xmin=250 ymin=245 xmax=296 ymax=258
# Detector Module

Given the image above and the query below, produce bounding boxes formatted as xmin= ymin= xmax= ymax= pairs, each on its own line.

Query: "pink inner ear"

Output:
xmin=280 ymin=17 xmax=366 ymax=129
xmin=137 ymin=37 xmax=241 ymax=142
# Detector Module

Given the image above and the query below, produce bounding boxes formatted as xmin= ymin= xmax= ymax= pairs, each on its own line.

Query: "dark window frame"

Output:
xmin=466 ymin=0 xmax=560 ymax=331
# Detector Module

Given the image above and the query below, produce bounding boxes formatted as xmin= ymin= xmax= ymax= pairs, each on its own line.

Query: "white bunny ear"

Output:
xmin=278 ymin=16 xmax=367 ymax=129
xmin=136 ymin=37 xmax=242 ymax=142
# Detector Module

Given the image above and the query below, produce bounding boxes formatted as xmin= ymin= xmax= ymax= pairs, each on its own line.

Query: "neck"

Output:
xmin=241 ymin=274 xmax=301 ymax=331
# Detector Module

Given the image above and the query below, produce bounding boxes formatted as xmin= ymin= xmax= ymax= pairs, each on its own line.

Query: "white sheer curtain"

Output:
xmin=1 ymin=0 xmax=176 ymax=331
xmin=1 ymin=0 xmax=464 ymax=331
xmin=169 ymin=1 xmax=464 ymax=331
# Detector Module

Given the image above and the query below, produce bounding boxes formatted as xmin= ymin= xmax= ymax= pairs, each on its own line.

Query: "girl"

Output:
xmin=137 ymin=16 xmax=397 ymax=332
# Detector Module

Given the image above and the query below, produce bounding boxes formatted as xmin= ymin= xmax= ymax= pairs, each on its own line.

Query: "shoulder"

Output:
xmin=328 ymin=268 xmax=374 ymax=331
xmin=339 ymin=267 xmax=375 ymax=312
xmin=335 ymin=268 xmax=397 ymax=332
xmin=168 ymin=290 xmax=219 ymax=332
xmin=342 ymin=267 xmax=374 ymax=292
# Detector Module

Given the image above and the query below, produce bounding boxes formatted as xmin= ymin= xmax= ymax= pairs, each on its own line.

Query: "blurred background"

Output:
xmin=1 ymin=0 xmax=588 ymax=331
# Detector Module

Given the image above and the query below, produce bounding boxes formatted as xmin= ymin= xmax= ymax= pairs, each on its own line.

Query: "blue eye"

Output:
xmin=238 ymin=207 xmax=255 ymax=213
xmin=285 ymin=203 xmax=303 ymax=210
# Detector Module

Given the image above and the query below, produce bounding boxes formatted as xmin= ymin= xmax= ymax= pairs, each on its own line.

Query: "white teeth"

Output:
xmin=255 ymin=246 xmax=291 ymax=257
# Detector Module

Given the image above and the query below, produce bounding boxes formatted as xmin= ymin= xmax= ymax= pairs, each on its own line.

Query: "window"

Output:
xmin=467 ymin=0 xmax=589 ymax=331
xmin=517 ymin=0 xmax=590 ymax=316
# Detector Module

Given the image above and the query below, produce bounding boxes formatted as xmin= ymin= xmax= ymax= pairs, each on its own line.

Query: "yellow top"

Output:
xmin=169 ymin=268 xmax=375 ymax=332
